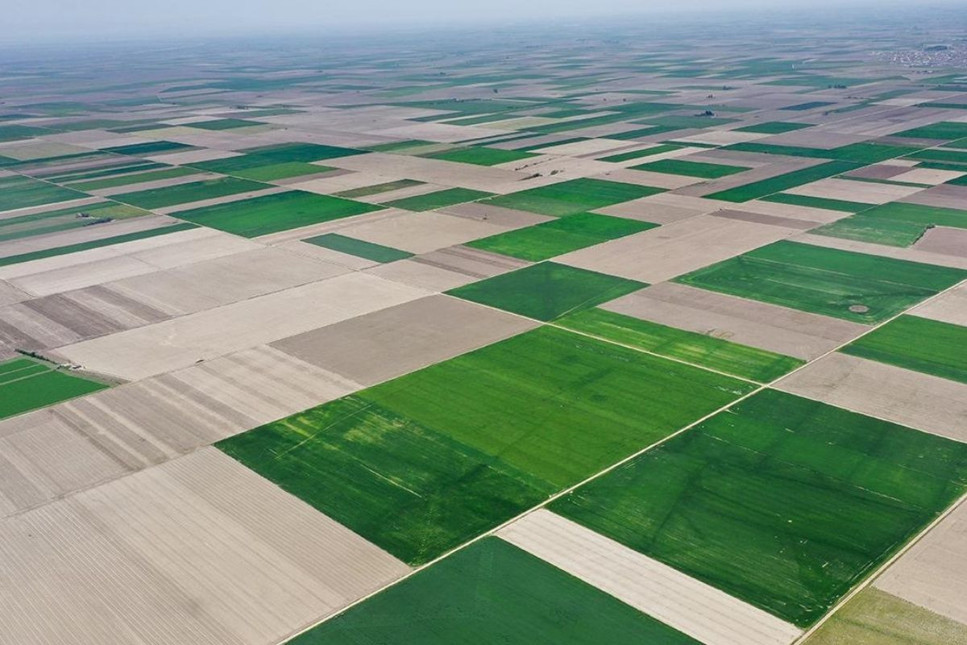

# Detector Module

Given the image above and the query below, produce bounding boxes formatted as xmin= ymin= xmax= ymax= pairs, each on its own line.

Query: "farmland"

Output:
xmin=0 ymin=357 xmax=108 ymax=420
xmin=482 ymin=178 xmax=663 ymax=216
xmin=112 ymin=177 xmax=268 ymax=210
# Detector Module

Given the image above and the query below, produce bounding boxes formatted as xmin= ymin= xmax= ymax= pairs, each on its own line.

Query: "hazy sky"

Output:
xmin=2 ymin=0 xmax=956 ymax=43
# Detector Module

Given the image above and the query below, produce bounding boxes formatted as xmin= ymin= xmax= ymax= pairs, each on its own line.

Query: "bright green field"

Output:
xmin=552 ymin=389 xmax=967 ymax=628
xmin=557 ymin=308 xmax=804 ymax=382
xmin=599 ymin=144 xmax=682 ymax=163
xmin=812 ymin=202 xmax=967 ymax=247
xmin=0 ymin=176 xmax=87 ymax=212
xmin=217 ymin=326 xmax=753 ymax=564
xmin=0 ymin=358 xmax=109 ymax=420
xmin=189 ymin=153 xmax=332 ymax=181
xmin=302 ymin=233 xmax=413 ymax=263
xmin=425 ymin=146 xmax=536 ymax=166
xmin=632 ymin=159 xmax=750 ymax=179
xmin=466 ymin=212 xmax=656 ymax=261
xmin=723 ymin=142 xmax=915 ymax=164
xmin=841 ymin=315 xmax=967 ymax=383
xmin=112 ymin=177 xmax=268 ymax=210
xmin=761 ymin=193 xmax=869 ymax=213
xmin=908 ymin=148 xmax=967 ymax=165
xmin=804 ymin=588 xmax=967 ymax=645
xmin=448 ymin=261 xmax=646 ymax=321
xmin=382 ymin=187 xmax=491 ymax=211
xmin=292 ymin=538 xmax=699 ymax=645
xmin=706 ymin=161 xmax=861 ymax=202
xmin=735 ymin=121 xmax=812 ymax=134
xmin=675 ymin=240 xmax=967 ymax=323
xmin=482 ymin=178 xmax=663 ymax=216
xmin=174 ymin=190 xmax=380 ymax=237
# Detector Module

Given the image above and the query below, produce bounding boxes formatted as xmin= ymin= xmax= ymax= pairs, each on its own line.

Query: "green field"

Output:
xmin=812 ymin=202 xmax=967 ymax=247
xmin=907 ymin=148 xmax=967 ymax=165
xmin=552 ymin=389 xmax=967 ymax=628
xmin=482 ymin=178 xmax=663 ymax=216
xmin=841 ymin=315 xmax=967 ymax=383
xmin=425 ymin=146 xmax=536 ymax=166
xmin=557 ymin=308 xmax=804 ymax=382
xmin=0 ymin=201 xmax=150 ymax=243
xmin=723 ymin=142 xmax=916 ymax=164
xmin=189 ymin=118 xmax=263 ymax=130
xmin=102 ymin=141 xmax=192 ymax=156
xmin=68 ymin=166 xmax=199 ymax=191
xmin=303 ymin=232 xmax=413 ymax=263
xmin=0 ymin=358 xmax=109 ymax=420
xmin=189 ymin=153 xmax=332 ymax=181
xmin=292 ymin=538 xmax=698 ymax=645
xmin=599 ymin=144 xmax=681 ymax=163
xmin=466 ymin=212 xmax=656 ymax=261
xmin=448 ymin=261 xmax=646 ymax=321
xmin=0 ymin=124 xmax=46 ymax=142
xmin=706 ymin=161 xmax=860 ymax=202
xmin=894 ymin=121 xmax=967 ymax=140
xmin=735 ymin=121 xmax=812 ymax=134
xmin=804 ymin=588 xmax=967 ymax=645
xmin=676 ymin=240 xmax=967 ymax=323
xmin=382 ymin=187 xmax=491 ymax=211
xmin=112 ymin=176 xmax=267 ymax=210
xmin=174 ymin=190 xmax=382 ymax=237
xmin=761 ymin=193 xmax=870 ymax=213
xmin=218 ymin=326 xmax=753 ymax=564
xmin=239 ymin=142 xmax=365 ymax=162
xmin=632 ymin=158 xmax=750 ymax=178
xmin=782 ymin=101 xmax=835 ymax=111
xmin=54 ymin=161 xmax=165 ymax=183
xmin=0 ymin=176 xmax=87 ymax=212
xmin=335 ymin=179 xmax=424 ymax=198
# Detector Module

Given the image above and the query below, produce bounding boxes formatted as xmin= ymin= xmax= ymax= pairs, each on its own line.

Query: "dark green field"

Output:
xmin=552 ymin=389 xmax=967 ymax=628
xmin=0 ymin=176 xmax=87 ymax=212
xmin=112 ymin=176 xmax=268 ymax=210
xmin=239 ymin=142 xmax=365 ymax=162
xmin=632 ymin=159 xmax=749 ymax=178
xmin=102 ymin=140 xmax=193 ymax=156
xmin=557 ymin=308 xmax=804 ymax=382
xmin=675 ymin=241 xmax=967 ymax=323
xmin=841 ymin=315 xmax=967 ymax=383
xmin=174 ymin=190 xmax=381 ymax=237
xmin=383 ymin=187 xmax=492 ymax=211
xmin=68 ymin=166 xmax=199 ymax=191
xmin=466 ymin=212 xmax=655 ymax=261
xmin=706 ymin=161 xmax=860 ymax=202
xmin=189 ymin=118 xmax=263 ymax=130
xmin=812 ymin=202 xmax=967 ymax=247
xmin=735 ymin=121 xmax=812 ymax=134
xmin=291 ymin=538 xmax=698 ymax=645
xmin=723 ymin=142 xmax=915 ymax=164
xmin=335 ymin=179 xmax=424 ymax=198
xmin=425 ymin=146 xmax=536 ymax=166
xmin=303 ymin=232 xmax=413 ymax=263
xmin=894 ymin=121 xmax=967 ymax=140
xmin=599 ymin=144 xmax=681 ymax=163
xmin=0 ymin=201 xmax=149 ymax=243
xmin=761 ymin=193 xmax=869 ymax=213
xmin=448 ymin=261 xmax=646 ymax=321
xmin=217 ymin=326 xmax=753 ymax=564
xmin=0 ymin=358 xmax=109 ymax=420
xmin=482 ymin=178 xmax=663 ymax=216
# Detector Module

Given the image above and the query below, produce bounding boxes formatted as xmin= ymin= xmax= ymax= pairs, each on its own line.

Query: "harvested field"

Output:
xmin=910 ymin=283 xmax=967 ymax=326
xmin=774 ymin=352 xmax=967 ymax=443
xmin=174 ymin=190 xmax=383 ymax=237
xmin=219 ymin=326 xmax=753 ymax=564
xmin=0 ymin=448 xmax=408 ymax=645
xmin=552 ymin=389 xmax=967 ymax=628
xmin=272 ymin=294 xmax=537 ymax=385
xmin=448 ymin=261 xmax=646 ymax=321
xmin=290 ymin=538 xmax=696 ymax=644
xmin=676 ymin=240 xmax=967 ymax=323
xmin=333 ymin=210 xmax=509 ymax=254
xmin=557 ymin=307 xmax=804 ymax=382
xmin=499 ymin=510 xmax=802 ymax=645
xmin=382 ymin=187 xmax=491 ymax=211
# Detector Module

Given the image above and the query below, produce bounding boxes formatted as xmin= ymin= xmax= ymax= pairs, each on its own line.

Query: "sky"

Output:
xmin=2 ymin=0 xmax=961 ymax=43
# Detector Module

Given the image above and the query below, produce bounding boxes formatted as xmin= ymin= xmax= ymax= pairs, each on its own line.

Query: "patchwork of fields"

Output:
xmin=1 ymin=11 xmax=967 ymax=645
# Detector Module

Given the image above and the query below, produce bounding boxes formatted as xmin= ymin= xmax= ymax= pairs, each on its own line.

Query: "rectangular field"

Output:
xmin=448 ymin=261 xmax=646 ymax=321
xmin=382 ymin=187 xmax=492 ymax=211
xmin=302 ymin=233 xmax=413 ymax=263
xmin=0 ymin=176 xmax=87 ymax=212
xmin=675 ymin=240 xmax=967 ymax=323
xmin=174 ymin=190 xmax=383 ymax=237
xmin=424 ymin=146 xmax=536 ymax=166
xmin=0 ymin=358 xmax=108 ymax=420
xmin=290 ymin=538 xmax=698 ymax=645
xmin=482 ymin=178 xmax=663 ymax=216
xmin=112 ymin=176 xmax=268 ymax=210
xmin=557 ymin=307 xmax=804 ymax=382
xmin=551 ymin=389 xmax=967 ymax=628
xmin=840 ymin=315 xmax=967 ymax=383
xmin=812 ymin=202 xmax=967 ymax=247
xmin=218 ymin=326 xmax=754 ymax=564
xmin=189 ymin=154 xmax=332 ymax=181
xmin=631 ymin=159 xmax=750 ymax=179
xmin=706 ymin=161 xmax=861 ymax=202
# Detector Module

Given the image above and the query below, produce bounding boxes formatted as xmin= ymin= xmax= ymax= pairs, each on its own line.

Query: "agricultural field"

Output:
xmin=3 ymin=9 xmax=967 ymax=644
xmin=551 ymin=389 xmax=967 ymax=628
xmin=0 ymin=357 xmax=108 ymax=420
xmin=676 ymin=241 xmax=967 ymax=323
xmin=448 ymin=261 xmax=646 ymax=321
xmin=173 ymin=190 xmax=382 ymax=236
xmin=218 ymin=326 xmax=753 ymax=564
xmin=291 ymin=538 xmax=698 ymax=644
